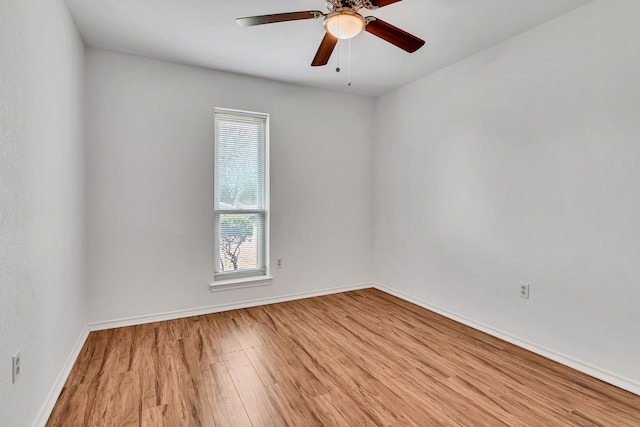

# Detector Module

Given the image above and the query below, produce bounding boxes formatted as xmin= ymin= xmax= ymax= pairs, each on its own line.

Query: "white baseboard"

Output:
xmin=32 ymin=325 xmax=90 ymax=427
xmin=88 ymin=282 xmax=373 ymax=331
xmin=374 ymin=282 xmax=640 ymax=397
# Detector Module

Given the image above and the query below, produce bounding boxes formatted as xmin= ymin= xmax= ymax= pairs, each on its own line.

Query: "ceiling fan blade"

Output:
xmin=365 ymin=18 xmax=425 ymax=53
xmin=311 ymin=33 xmax=338 ymax=66
xmin=236 ymin=11 xmax=324 ymax=27
xmin=366 ymin=0 xmax=402 ymax=8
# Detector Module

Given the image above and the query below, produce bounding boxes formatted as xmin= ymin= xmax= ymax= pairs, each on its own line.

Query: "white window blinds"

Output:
xmin=214 ymin=109 xmax=269 ymax=280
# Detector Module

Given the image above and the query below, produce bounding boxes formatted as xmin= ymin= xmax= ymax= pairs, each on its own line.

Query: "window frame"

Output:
xmin=212 ymin=108 xmax=271 ymax=288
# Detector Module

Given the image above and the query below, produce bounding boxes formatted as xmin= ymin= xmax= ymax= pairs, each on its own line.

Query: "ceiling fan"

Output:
xmin=236 ymin=0 xmax=425 ymax=67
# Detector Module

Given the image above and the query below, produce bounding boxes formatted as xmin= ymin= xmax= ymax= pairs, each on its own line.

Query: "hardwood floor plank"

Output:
xmin=206 ymin=314 xmax=245 ymax=354
xmin=67 ymin=331 xmax=110 ymax=387
xmin=106 ymin=328 xmax=134 ymax=376
xmin=85 ymin=375 xmax=117 ymax=425
xmin=244 ymin=346 xmax=278 ymax=386
xmin=141 ymin=404 xmax=169 ymax=427
xmin=220 ymin=309 xmax=269 ymax=350
xmin=310 ymin=391 xmax=379 ymax=427
xmin=191 ymin=322 xmax=226 ymax=367
xmin=227 ymin=364 xmax=286 ymax=427
xmin=207 ymin=362 xmax=252 ymax=427
xmin=109 ymin=371 xmax=141 ymax=427
xmin=45 ymin=382 xmax=98 ymax=427
xmin=47 ymin=288 xmax=640 ymax=426
xmin=222 ymin=349 xmax=252 ymax=370
xmin=266 ymin=380 xmax=326 ymax=427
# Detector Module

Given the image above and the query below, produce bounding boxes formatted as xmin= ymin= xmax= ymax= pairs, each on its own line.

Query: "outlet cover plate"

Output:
xmin=12 ymin=352 xmax=21 ymax=384
xmin=519 ymin=283 xmax=530 ymax=299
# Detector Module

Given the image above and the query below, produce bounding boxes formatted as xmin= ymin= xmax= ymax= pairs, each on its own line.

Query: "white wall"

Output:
xmin=373 ymin=0 xmax=640 ymax=391
xmin=0 ymin=0 xmax=86 ymax=425
xmin=85 ymin=49 xmax=374 ymax=323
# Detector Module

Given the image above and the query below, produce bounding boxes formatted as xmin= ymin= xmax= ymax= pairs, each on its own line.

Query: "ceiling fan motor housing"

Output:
xmin=327 ymin=0 xmax=376 ymax=12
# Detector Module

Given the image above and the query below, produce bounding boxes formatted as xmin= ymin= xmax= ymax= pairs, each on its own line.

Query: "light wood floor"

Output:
xmin=47 ymin=288 xmax=640 ymax=426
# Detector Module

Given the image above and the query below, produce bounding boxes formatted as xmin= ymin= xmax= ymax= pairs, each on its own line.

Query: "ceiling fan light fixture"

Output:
xmin=324 ymin=12 xmax=365 ymax=40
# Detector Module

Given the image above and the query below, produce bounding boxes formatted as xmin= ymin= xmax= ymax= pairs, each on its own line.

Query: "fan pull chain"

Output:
xmin=335 ymin=16 xmax=341 ymax=73
xmin=348 ymin=39 xmax=351 ymax=87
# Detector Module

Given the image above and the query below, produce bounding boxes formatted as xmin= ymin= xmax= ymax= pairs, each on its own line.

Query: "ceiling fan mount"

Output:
xmin=236 ymin=0 xmax=425 ymax=67
xmin=325 ymin=0 xmax=376 ymax=12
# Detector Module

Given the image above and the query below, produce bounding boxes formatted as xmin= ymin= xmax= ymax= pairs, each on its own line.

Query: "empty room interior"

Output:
xmin=2 ymin=0 xmax=640 ymax=425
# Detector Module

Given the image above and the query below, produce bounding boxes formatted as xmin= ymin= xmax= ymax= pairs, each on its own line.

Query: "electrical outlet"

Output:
xmin=276 ymin=259 xmax=283 ymax=269
xmin=12 ymin=351 xmax=21 ymax=384
xmin=519 ymin=283 xmax=530 ymax=299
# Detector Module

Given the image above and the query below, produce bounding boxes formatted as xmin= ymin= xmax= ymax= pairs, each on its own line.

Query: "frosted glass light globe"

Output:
xmin=324 ymin=12 xmax=365 ymax=40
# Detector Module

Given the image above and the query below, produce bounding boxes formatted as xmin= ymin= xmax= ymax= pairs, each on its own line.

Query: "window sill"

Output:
xmin=209 ymin=275 xmax=273 ymax=292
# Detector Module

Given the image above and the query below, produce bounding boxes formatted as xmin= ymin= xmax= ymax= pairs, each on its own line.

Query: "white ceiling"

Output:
xmin=65 ymin=0 xmax=593 ymax=97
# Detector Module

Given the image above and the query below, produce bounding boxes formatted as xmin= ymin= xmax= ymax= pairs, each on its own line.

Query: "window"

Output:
xmin=213 ymin=108 xmax=269 ymax=285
